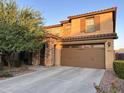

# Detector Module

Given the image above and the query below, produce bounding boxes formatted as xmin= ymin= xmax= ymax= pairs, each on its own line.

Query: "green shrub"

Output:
xmin=0 ymin=71 xmax=13 ymax=77
xmin=113 ymin=60 xmax=124 ymax=79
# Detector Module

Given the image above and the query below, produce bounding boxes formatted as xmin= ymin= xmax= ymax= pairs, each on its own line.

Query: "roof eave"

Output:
xmin=68 ymin=7 xmax=117 ymax=19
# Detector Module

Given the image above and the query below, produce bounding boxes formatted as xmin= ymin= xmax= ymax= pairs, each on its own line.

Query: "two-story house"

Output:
xmin=43 ymin=7 xmax=118 ymax=69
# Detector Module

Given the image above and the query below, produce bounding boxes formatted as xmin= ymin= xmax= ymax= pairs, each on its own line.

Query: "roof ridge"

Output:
xmin=44 ymin=7 xmax=117 ymax=28
xmin=68 ymin=7 xmax=117 ymax=19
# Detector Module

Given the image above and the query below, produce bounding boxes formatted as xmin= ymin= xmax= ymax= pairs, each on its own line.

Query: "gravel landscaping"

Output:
xmin=100 ymin=70 xmax=124 ymax=93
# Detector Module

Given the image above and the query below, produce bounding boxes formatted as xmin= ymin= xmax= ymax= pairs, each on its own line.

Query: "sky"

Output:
xmin=17 ymin=0 xmax=124 ymax=50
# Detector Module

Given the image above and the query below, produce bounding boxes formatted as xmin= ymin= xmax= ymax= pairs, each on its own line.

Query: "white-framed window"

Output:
xmin=86 ymin=18 xmax=95 ymax=32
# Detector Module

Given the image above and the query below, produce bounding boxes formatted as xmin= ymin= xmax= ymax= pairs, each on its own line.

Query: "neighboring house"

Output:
xmin=115 ymin=48 xmax=124 ymax=60
xmin=41 ymin=7 xmax=118 ymax=69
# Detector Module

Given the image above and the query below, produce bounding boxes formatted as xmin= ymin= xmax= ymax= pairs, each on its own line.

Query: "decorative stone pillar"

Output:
xmin=44 ymin=33 xmax=61 ymax=67
xmin=45 ymin=38 xmax=56 ymax=67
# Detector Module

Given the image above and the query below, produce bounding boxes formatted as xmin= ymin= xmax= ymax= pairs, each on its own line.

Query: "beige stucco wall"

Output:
xmin=70 ymin=18 xmax=81 ymax=36
xmin=46 ymin=26 xmax=62 ymax=36
xmin=62 ymin=23 xmax=71 ymax=36
xmin=100 ymin=12 xmax=113 ymax=34
xmin=69 ymin=12 xmax=113 ymax=36
xmin=55 ymin=42 xmax=62 ymax=66
xmin=46 ymin=12 xmax=114 ymax=37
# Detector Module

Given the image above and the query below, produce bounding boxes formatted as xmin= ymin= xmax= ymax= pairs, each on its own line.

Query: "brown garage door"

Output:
xmin=61 ymin=44 xmax=105 ymax=69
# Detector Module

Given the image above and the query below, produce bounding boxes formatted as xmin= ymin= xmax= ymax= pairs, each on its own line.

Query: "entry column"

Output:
xmin=55 ymin=43 xmax=62 ymax=66
xmin=45 ymin=38 xmax=55 ymax=67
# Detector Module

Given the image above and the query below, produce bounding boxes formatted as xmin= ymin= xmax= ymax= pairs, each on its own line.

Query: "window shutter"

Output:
xmin=94 ymin=15 xmax=100 ymax=31
xmin=80 ymin=18 xmax=85 ymax=33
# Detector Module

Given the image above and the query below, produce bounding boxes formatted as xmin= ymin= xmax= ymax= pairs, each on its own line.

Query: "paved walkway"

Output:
xmin=0 ymin=67 xmax=105 ymax=93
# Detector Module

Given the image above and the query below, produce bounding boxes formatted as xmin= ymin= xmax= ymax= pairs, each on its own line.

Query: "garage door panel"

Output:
xmin=61 ymin=45 xmax=105 ymax=69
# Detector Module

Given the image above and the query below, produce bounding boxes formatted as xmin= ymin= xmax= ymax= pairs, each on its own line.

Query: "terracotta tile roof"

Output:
xmin=62 ymin=33 xmax=118 ymax=42
xmin=68 ymin=7 xmax=117 ymax=19
xmin=44 ymin=33 xmax=117 ymax=42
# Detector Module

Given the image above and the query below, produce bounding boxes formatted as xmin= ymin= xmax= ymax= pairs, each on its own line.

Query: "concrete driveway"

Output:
xmin=0 ymin=67 xmax=105 ymax=93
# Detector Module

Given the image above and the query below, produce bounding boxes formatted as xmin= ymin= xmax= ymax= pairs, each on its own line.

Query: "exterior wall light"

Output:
xmin=107 ymin=42 xmax=111 ymax=47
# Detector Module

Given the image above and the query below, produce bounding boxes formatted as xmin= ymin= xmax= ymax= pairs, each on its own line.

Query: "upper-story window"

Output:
xmin=86 ymin=18 xmax=95 ymax=32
